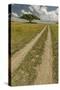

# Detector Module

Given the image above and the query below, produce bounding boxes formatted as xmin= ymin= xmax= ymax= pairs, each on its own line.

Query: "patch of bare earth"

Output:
xmin=11 ymin=26 xmax=47 ymax=73
xmin=34 ymin=26 xmax=53 ymax=84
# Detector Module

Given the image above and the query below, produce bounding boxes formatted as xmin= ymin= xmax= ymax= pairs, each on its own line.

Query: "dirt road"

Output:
xmin=11 ymin=25 xmax=47 ymax=73
xmin=34 ymin=26 xmax=53 ymax=84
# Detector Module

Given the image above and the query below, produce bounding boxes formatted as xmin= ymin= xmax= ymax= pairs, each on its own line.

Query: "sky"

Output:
xmin=11 ymin=4 xmax=58 ymax=22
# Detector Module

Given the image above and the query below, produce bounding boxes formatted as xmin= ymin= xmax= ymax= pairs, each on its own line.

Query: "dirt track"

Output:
xmin=34 ymin=26 xmax=53 ymax=84
xmin=11 ymin=26 xmax=47 ymax=73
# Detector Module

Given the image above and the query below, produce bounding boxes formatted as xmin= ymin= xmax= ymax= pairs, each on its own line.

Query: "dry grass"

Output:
xmin=50 ymin=24 xmax=58 ymax=83
xmin=11 ymin=21 xmax=45 ymax=55
xmin=11 ymin=26 xmax=48 ymax=86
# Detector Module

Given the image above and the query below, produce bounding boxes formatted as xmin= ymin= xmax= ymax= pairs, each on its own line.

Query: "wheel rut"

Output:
xmin=34 ymin=26 xmax=53 ymax=84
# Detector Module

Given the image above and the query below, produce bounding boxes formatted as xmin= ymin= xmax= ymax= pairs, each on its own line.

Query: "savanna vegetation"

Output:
xmin=10 ymin=21 xmax=58 ymax=86
xmin=50 ymin=24 xmax=58 ymax=83
xmin=11 ymin=26 xmax=48 ymax=86
xmin=11 ymin=21 xmax=45 ymax=55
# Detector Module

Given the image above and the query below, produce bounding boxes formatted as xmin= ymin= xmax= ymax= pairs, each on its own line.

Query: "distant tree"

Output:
xmin=20 ymin=14 xmax=40 ymax=23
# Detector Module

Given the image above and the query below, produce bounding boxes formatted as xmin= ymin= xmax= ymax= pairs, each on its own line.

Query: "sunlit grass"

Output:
xmin=11 ymin=27 xmax=48 ymax=86
xmin=50 ymin=24 xmax=58 ymax=83
xmin=11 ymin=21 xmax=45 ymax=55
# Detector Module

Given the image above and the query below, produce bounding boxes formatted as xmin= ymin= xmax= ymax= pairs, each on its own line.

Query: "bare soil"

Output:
xmin=34 ymin=26 xmax=53 ymax=84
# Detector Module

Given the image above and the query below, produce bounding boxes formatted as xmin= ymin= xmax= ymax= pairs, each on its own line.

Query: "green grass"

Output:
xmin=11 ymin=26 xmax=48 ymax=86
xmin=50 ymin=24 xmax=58 ymax=83
xmin=11 ymin=21 xmax=45 ymax=55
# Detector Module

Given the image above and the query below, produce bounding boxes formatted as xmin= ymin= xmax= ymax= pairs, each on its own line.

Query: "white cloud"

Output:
xmin=55 ymin=8 xmax=59 ymax=15
xmin=40 ymin=6 xmax=48 ymax=15
xmin=48 ymin=11 xmax=58 ymax=22
xmin=29 ymin=6 xmax=34 ymax=12
xmin=21 ymin=10 xmax=27 ymax=14
xmin=21 ymin=9 xmax=32 ymax=14
xmin=29 ymin=5 xmax=41 ymax=18
xmin=12 ymin=12 xmax=19 ymax=17
xmin=31 ymin=5 xmax=40 ymax=13
xmin=29 ymin=5 xmax=58 ymax=22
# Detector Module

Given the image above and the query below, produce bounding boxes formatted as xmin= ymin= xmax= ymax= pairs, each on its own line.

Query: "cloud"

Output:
xmin=29 ymin=5 xmax=58 ymax=22
xmin=12 ymin=12 xmax=19 ymax=17
xmin=29 ymin=6 xmax=34 ymax=12
xmin=40 ymin=6 xmax=48 ymax=15
xmin=31 ymin=5 xmax=41 ymax=13
xmin=48 ymin=11 xmax=58 ymax=22
xmin=29 ymin=6 xmax=49 ymax=20
xmin=21 ymin=9 xmax=32 ymax=14
xmin=21 ymin=10 xmax=27 ymax=14
xmin=29 ymin=5 xmax=41 ymax=18
xmin=55 ymin=8 xmax=59 ymax=15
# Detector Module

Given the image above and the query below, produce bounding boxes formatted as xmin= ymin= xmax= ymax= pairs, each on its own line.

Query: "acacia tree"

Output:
xmin=20 ymin=14 xmax=40 ymax=23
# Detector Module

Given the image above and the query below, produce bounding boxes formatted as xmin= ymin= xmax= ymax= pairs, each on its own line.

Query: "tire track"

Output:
xmin=11 ymin=25 xmax=47 ymax=73
xmin=34 ymin=25 xmax=53 ymax=84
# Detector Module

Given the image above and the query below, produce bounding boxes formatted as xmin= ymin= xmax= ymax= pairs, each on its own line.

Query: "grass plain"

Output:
xmin=11 ymin=21 xmax=45 ymax=55
xmin=11 ymin=26 xmax=48 ymax=85
xmin=10 ymin=21 xmax=58 ymax=86
xmin=50 ymin=24 xmax=58 ymax=83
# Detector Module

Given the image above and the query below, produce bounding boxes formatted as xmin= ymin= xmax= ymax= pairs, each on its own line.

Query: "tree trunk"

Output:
xmin=29 ymin=20 xmax=32 ymax=23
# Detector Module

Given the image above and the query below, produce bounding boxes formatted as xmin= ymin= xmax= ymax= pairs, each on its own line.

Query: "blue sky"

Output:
xmin=11 ymin=4 xmax=58 ymax=22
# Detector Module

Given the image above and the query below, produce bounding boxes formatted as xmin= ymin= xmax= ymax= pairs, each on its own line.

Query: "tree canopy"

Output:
xmin=20 ymin=14 xmax=40 ymax=23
